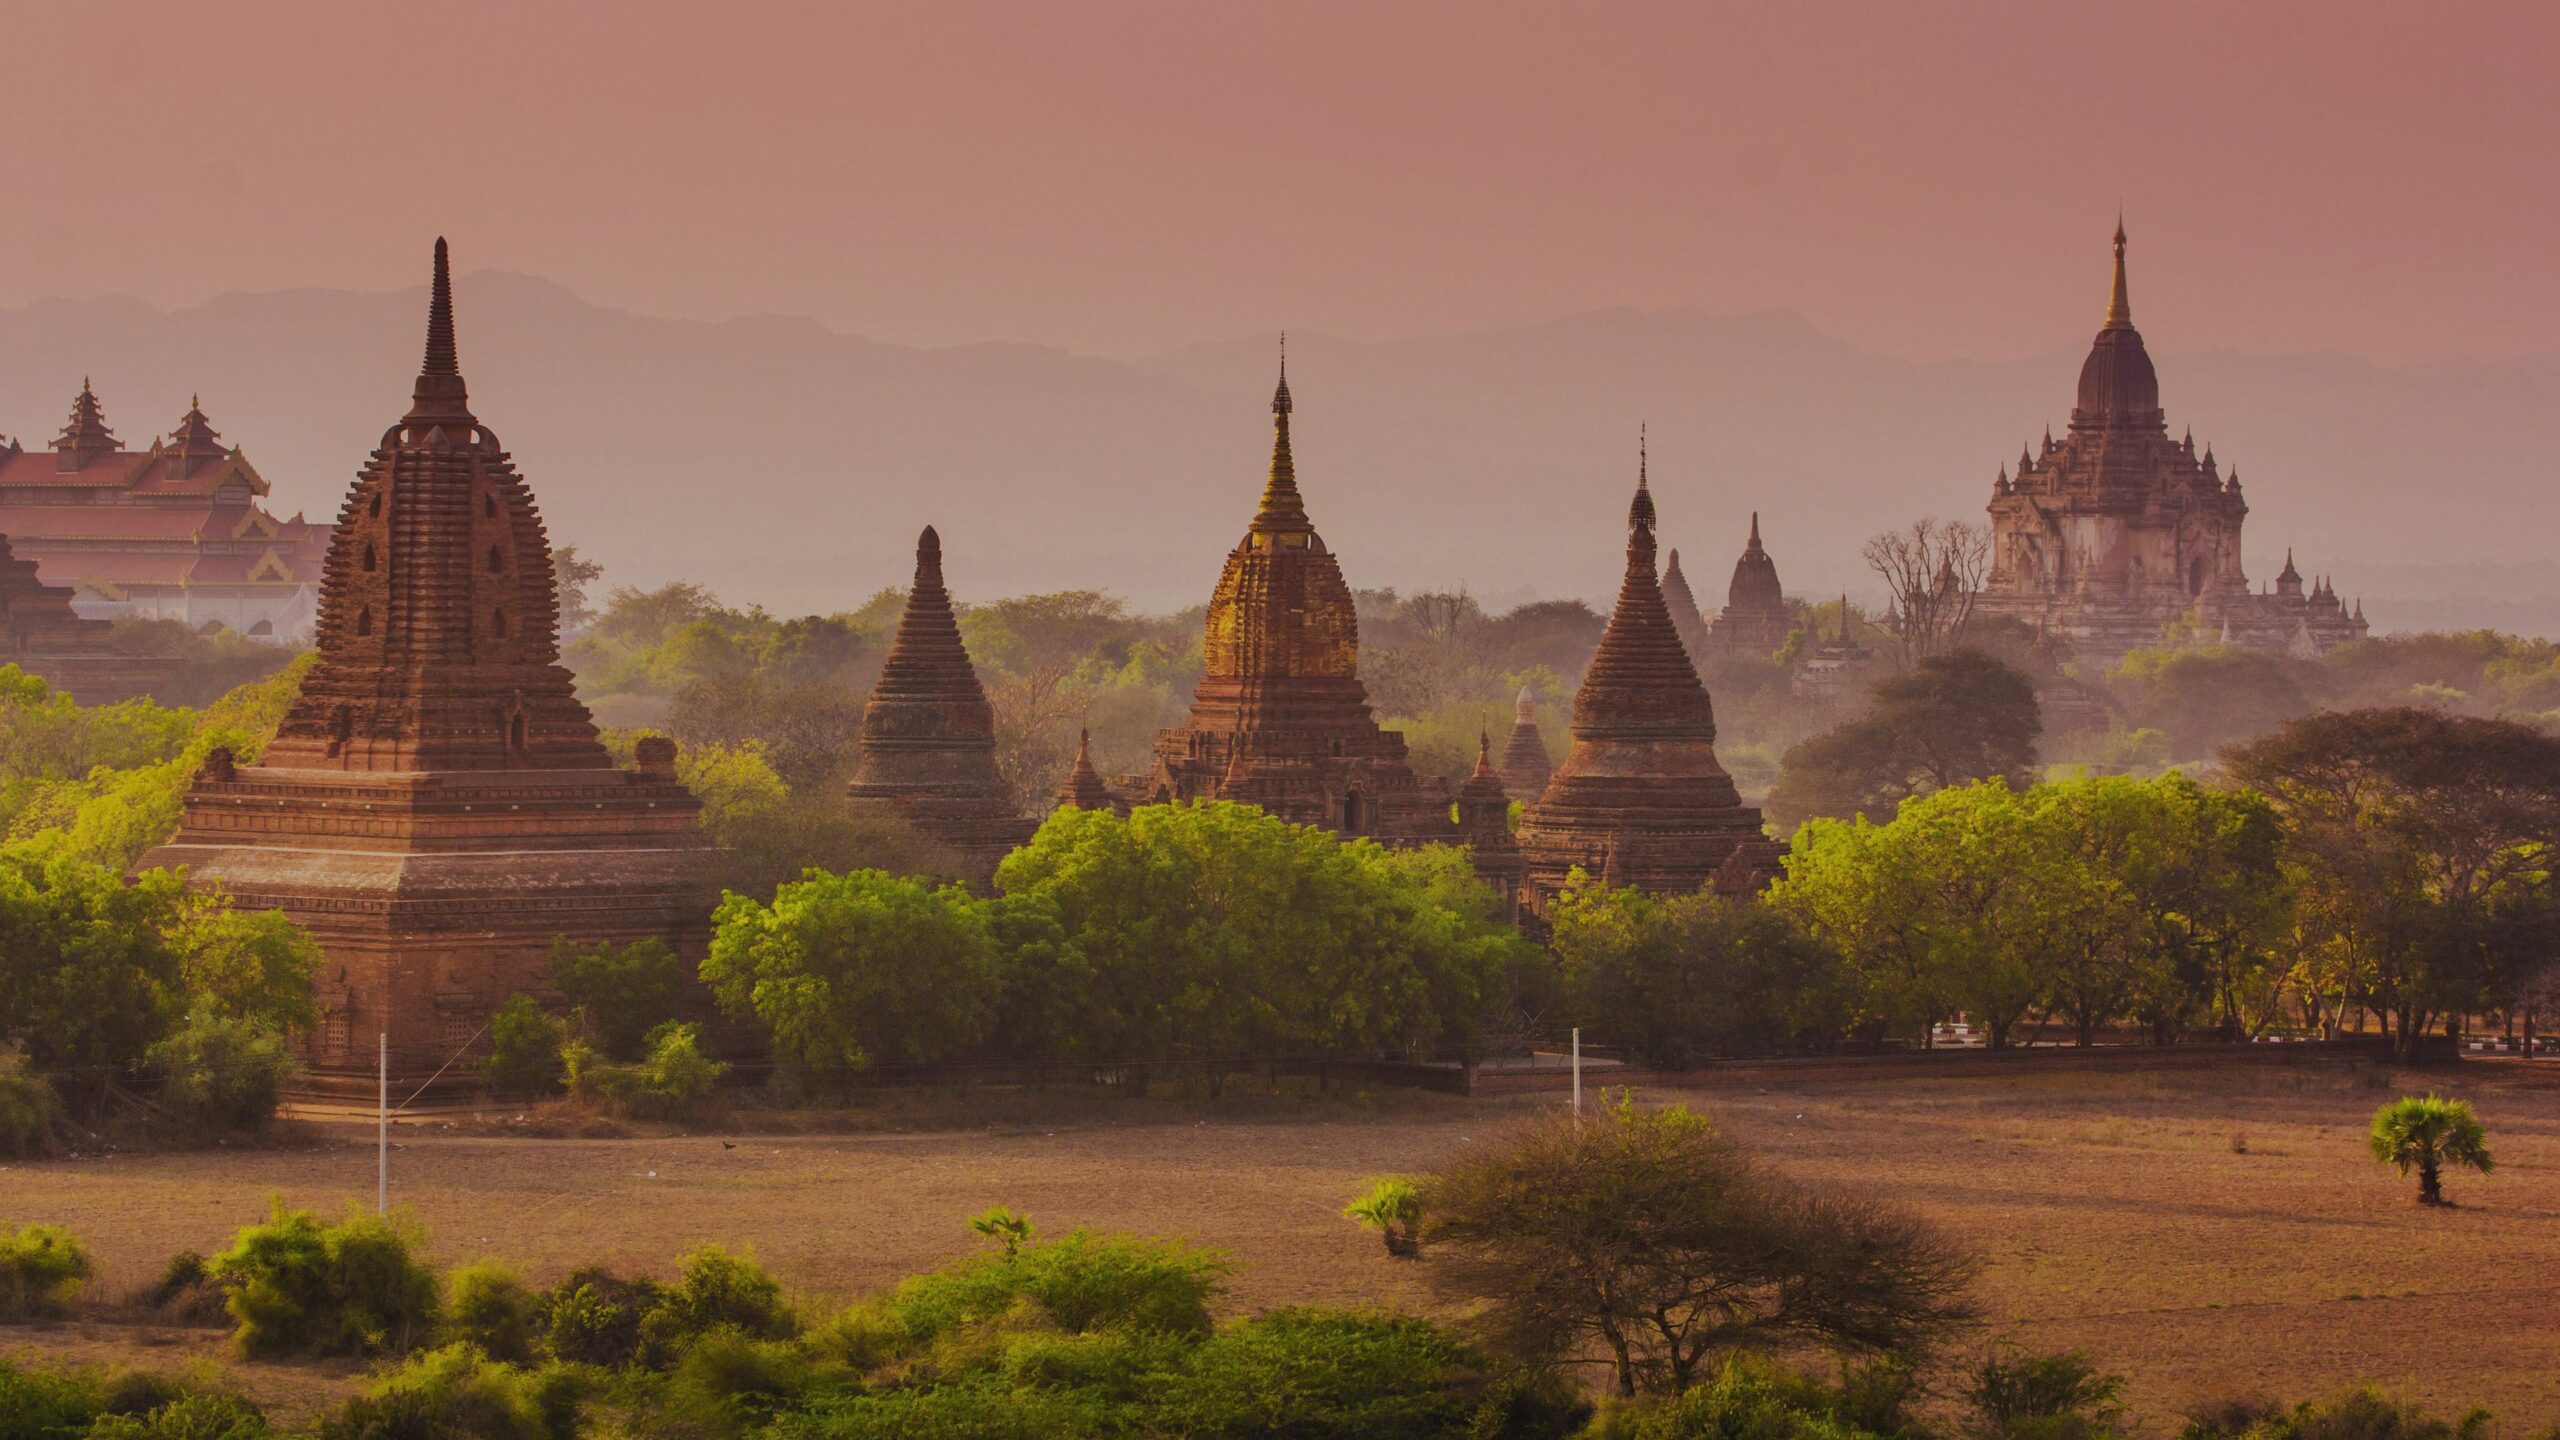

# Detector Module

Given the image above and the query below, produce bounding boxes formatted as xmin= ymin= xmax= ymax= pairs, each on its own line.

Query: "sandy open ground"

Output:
xmin=5 ymin=1059 xmax=2557 ymax=1428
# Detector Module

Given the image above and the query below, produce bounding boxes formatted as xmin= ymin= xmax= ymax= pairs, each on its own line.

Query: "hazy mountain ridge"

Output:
xmin=3 ymin=277 xmax=2552 ymax=630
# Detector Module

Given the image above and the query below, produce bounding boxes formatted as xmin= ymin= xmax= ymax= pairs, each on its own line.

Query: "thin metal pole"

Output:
xmin=377 ymin=1032 xmax=389 ymax=1216
xmin=1571 ymin=1027 xmax=1581 ymax=1124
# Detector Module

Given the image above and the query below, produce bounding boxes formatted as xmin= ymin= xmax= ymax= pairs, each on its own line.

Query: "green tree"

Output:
xmin=1422 ymin=1097 xmax=1975 ymax=1397
xmin=146 ymin=1013 xmax=300 ymax=1132
xmin=549 ymin=936 xmax=683 ymax=1060
xmin=1551 ymin=882 xmax=1845 ymax=1067
xmin=482 ymin=996 xmax=569 ymax=1096
xmin=1768 ymin=649 xmax=2042 ymax=830
xmin=0 ymin=855 xmax=187 ymax=1083
xmin=705 ymin=869 xmax=1000 ymax=1085
xmin=2227 ymin=708 xmax=2560 ymax=1059
xmin=2368 ymin=1094 xmax=2493 ymax=1206
xmin=1344 ymin=1178 xmax=1424 ymax=1258
xmin=208 ymin=1201 xmax=441 ymax=1358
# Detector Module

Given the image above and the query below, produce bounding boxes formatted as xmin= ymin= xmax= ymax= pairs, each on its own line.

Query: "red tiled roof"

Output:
xmin=0 ymin=447 xmax=265 ymax=498
xmin=0 ymin=451 xmax=152 ymax=488
xmin=0 ymin=503 xmax=252 ymax=541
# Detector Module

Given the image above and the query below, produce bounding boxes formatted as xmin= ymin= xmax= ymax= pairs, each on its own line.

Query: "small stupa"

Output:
xmin=1498 ymin=685 xmax=1554 ymax=805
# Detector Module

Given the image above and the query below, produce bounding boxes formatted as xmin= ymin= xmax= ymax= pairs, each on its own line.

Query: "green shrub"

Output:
xmin=1585 ymin=1356 xmax=1887 ymax=1440
xmin=0 ymin=1050 xmax=59 ymax=1158
xmin=1967 ymin=1348 xmax=2124 ymax=1440
xmin=663 ymin=1329 xmax=823 ymax=1436
xmin=205 ymin=1201 xmax=440 ymax=1358
xmin=446 ymin=1259 xmax=545 ymax=1364
xmin=637 ymin=1244 xmax=797 ymax=1367
xmin=481 ymin=995 xmax=568 ymax=1097
xmin=550 ymin=936 xmax=685 ymax=1061
xmin=540 ymin=1266 xmax=664 ymax=1368
xmin=0 ymin=1354 xmax=109 ymax=1440
xmin=2179 ymin=1387 xmax=2491 ymax=1440
xmin=563 ymin=1022 xmax=725 ymax=1121
xmin=1166 ymin=1308 xmax=1587 ymax=1440
xmin=81 ymin=1392 xmax=274 ymax=1440
xmin=315 ymin=1344 xmax=586 ymax=1440
xmin=145 ymin=1014 xmax=299 ymax=1134
xmin=0 ymin=1222 xmax=92 ymax=1318
xmin=1344 ymin=1177 xmax=1424 ymax=1258
xmin=841 ymin=1225 xmax=1227 ymax=1365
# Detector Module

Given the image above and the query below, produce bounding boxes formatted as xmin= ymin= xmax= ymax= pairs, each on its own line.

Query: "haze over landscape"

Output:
xmin=3 ymin=1 xmax=2553 ymax=627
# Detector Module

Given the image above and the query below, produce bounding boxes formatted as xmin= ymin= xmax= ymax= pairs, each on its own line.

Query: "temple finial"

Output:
xmin=425 ymin=238 xmax=458 ymax=377
xmin=406 ymin=237 xmax=474 ymax=423
xmin=2105 ymin=216 xmax=2132 ymax=328
xmin=1628 ymin=426 xmax=1656 ymax=537
xmin=1749 ymin=510 xmax=1762 ymax=545
xmin=917 ymin=524 xmax=943 ymax=581
xmin=1252 ymin=346 xmax=1308 ymax=530
xmin=1271 ymin=331 xmax=1291 ymax=415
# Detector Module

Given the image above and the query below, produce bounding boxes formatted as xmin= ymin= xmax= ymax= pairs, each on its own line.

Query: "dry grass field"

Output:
xmin=5 ymin=1058 xmax=2557 ymax=1429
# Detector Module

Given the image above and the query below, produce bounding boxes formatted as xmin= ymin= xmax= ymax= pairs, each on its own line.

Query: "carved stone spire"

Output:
xmin=2106 ymin=215 xmax=2132 ymax=328
xmin=406 ymin=237 xmax=474 ymax=427
xmin=1251 ymin=334 xmax=1309 ymax=535
xmin=849 ymin=525 xmax=1035 ymax=877
xmin=1500 ymin=685 xmax=1553 ymax=804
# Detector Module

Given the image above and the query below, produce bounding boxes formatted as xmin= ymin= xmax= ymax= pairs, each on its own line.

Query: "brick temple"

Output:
xmin=1516 ymin=438 xmax=1783 ymax=911
xmin=846 ymin=525 xmax=1037 ymax=877
xmin=1498 ymin=684 xmax=1554 ymax=806
xmin=1142 ymin=351 xmax=1458 ymax=844
xmin=0 ymin=383 xmax=327 ymax=639
xmin=1707 ymin=513 xmax=1792 ymax=659
xmin=1660 ymin=547 xmax=1712 ymax=657
xmin=138 ymin=240 xmax=711 ymax=1082
xmin=0 ymin=529 xmax=172 ymax=701
xmin=1973 ymin=222 xmax=2369 ymax=664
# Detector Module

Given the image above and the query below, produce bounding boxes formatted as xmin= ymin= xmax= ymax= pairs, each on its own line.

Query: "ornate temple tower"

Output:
xmin=1498 ymin=684 xmax=1554 ymax=805
xmin=1142 ymin=351 xmax=1453 ymax=843
xmin=1456 ymin=731 xmax=1525 ymax=922
xmin=1975 ymin=222 xmax=2367 ymax=662
xmin=1516 ymin=440 xmax=1782 ymax=911
xmin=847 ymin=526 xmax=1037 ymax=876
xmin=1709 ymin=512 xmax=1792 ymax=658
xmin=139 ymin=241 xmax=711 ymax=1082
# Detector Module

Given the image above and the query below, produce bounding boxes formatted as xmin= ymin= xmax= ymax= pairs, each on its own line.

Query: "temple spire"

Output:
xmin=406 ymin=237 xmax=474 ymax=425
xmin=54 ymin=379 xmax=118 ymax=470
xmin=2105 ymin=216 xmax=2132 ymax=329
xmin=1251 ymin=334 xmax=1308 ymax=532
xmin=1628 ymin=426 xmax=1656 ymax=539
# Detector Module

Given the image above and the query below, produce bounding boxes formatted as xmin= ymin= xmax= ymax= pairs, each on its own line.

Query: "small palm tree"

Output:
xmin=969 ymin=1206 xmax=1036 ymax=1256
xmin=1343 ymin=1177 xmax=1424 ymax=1258
xmin=2369 ymin=1095 xmax=2493 ymax=1206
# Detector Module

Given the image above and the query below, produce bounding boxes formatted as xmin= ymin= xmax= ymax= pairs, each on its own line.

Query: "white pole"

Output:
xmin=377 ymin=1032 xmax=389 ymax=1216
xmin=1571 ymin=1027 xmax=1582 ymax=1123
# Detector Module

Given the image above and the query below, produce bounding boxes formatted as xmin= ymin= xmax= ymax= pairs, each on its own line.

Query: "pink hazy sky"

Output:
xmin=5 ymin=1 xmax=2550 ymax=364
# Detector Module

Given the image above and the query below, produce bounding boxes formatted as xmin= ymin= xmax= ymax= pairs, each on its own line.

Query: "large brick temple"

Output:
xmin=1516 ymin=438 xmax=1783 ymax=911
xmin=846 ymin=525 xmax=1037 ymax=878
xmin=138 ymin=240 xmax=711 ymax=1082
xmin=1707 ymin=513 xmax=1792 ymax=659
xmin=1141 ymin=352 xmax=1462 ymax=844
xmin=1973 ymin=223 xmax=2369 ymax=665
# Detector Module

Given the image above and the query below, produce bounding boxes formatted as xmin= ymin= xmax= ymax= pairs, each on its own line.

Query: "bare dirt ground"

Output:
xmin=6 ymin=1058 xmax=2557 ymax=1429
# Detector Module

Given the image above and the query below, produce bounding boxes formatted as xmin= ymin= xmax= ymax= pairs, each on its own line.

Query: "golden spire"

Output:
xmin=1251 ymin=333 xmax=1310 ymax=533
xmin=2105 ymin=216 xmax=2132 ymax=329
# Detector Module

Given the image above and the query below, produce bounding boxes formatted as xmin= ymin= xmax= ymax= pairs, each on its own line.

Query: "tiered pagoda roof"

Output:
xmin=1516 ymin=437 xmax=1780 ymax=909
xmin=848 ymin=525 xmax=1037 ymax=875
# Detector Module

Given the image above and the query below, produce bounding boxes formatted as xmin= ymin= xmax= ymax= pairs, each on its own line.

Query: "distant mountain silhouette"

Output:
xmin=3 ymin=275 xmax=2551 ymax=631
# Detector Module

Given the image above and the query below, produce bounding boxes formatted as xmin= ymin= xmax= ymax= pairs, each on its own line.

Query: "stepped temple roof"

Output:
xmin=1516 ymin=437 xmax=1781 ymax=909
xmin=1144 ymin=348 xmax=1453 ymax=844
xmin=1498 ymin=684 xmax=1554 ymax=805
xmin=140 ymin=240 xmax=709 ymax=1084
xmin=1053 ymin=728 xmax=1119 ymax=813
xmin=848 ymin=525 xmax=1037 ymax=874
